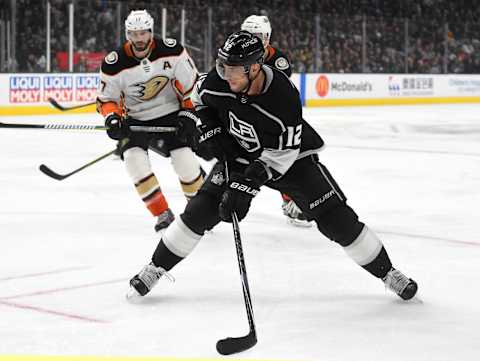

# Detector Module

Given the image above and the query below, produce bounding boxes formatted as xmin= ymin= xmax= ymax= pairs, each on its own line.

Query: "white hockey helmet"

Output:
xmin=241 ymin=15 xmax=271 ymax=47
xmin=125 ymin=10 xmax=154 ymax=40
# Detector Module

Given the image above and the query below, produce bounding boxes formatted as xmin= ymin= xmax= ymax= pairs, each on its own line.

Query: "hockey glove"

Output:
xmin=219 ymin=172 xmax=260 ymax=222
xmin=196 ymin=123 xmax=240 ymax=161
xmin=105 ymin=113 xmax=128 ymax=140
xmin=176 ymin=110 xmax=200 ymax=145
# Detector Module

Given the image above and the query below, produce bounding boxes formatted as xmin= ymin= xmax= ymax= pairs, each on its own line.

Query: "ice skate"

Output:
xmin=282 ymin=199 xmax=312 ymax=228
xmin=383 ymin=268 xmax=418 ymax=300
xmin=126 ymin=262 xmax=174 ymax=300
xmin=154 ymin=208 xmax=175 ymax=232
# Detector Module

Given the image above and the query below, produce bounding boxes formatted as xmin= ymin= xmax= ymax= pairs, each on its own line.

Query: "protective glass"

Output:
xmin=216 ymin=59 xmax=248 ymax=80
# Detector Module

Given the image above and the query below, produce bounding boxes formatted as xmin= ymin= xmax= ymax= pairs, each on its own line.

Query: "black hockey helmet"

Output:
xmin=216 ymin=30 xmax=264 ymax=79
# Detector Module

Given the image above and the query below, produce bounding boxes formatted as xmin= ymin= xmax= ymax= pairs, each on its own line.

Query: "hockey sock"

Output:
xmin=343 ymin=225 xmax=392 ymax=279
xmin=180 ymin=171 xmax=204 ymax=200
xmin=152 ymin=217 xmax=202 ymax=270
xmin=135 ymin=173 xmax=169 ymax=216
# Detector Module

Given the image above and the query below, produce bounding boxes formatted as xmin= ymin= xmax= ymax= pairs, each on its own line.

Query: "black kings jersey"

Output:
xmin=192 ymin=66 xmax=323 ymax=180
xmin=264 ymin=45 xmax=292 ymax=77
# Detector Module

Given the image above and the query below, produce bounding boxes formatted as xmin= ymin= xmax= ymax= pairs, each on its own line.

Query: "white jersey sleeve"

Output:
xmin=97 ymin=52 xmax=123 ymax=104
xmin=172 ymin=50 xmax=198 ymax=105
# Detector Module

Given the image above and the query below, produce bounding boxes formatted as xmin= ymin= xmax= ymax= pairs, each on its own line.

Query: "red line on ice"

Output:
xmin=0 ymin=266 xmax=91 ymax=281
xmin=0 ymin=299 xmax=107 ymax=323
xmin=0 ymin=278 xmax=128 ymax=300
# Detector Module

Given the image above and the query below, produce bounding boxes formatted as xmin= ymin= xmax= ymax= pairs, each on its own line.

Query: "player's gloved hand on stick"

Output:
xmin=105 ymin=113 xmax=128 ymax=140
xmin=196 ymin=122 xmax=241 ymax=161
xmin=219 ymin=172 xmax=260 ymax=222
xmin=176 ymin=110 xmax=200 ymax=144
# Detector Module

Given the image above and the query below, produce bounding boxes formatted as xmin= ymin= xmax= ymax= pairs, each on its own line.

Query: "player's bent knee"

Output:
xmin=315 ymin=205 xmax=364 ymax=246
xmin=181 ymin=191 xmax=221 ymax=235
xmin=123 ymin=147 xmax=152 ymax=182
xmin=170 ymin=147 xmax=201 ymax=182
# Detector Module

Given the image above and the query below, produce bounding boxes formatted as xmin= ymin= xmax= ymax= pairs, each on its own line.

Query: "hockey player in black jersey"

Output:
xmin=241 ymin=15 xmax=310 ymax=227
xmin=127 ymin=31 xmax=418 ymax=302
xmin=177 ymin=24 xmax=298 ymax=225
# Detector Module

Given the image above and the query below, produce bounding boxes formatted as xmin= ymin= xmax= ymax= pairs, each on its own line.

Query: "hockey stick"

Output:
xmin=216 ymin=161 xmax=257 ymax=355
xmin=0 ymin=121 xmax=176 ymax=133
xmin=0 ymin=121 xmax=107 ymax=131
xmin=48 ymin=97 xmax=95 ymax=111
xmin=39 ymin=147 xmax=118 ymax=181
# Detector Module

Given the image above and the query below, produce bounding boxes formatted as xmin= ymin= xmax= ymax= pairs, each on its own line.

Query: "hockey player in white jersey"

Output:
xmin=96 ymin=10 xmax=204 ymax=232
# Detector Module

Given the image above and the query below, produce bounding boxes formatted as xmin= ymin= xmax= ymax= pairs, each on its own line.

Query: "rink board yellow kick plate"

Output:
xmin=0 ymin=105 xmax=96 ymax=116
xmin=0 ymin=356 xmax=297 ymax=361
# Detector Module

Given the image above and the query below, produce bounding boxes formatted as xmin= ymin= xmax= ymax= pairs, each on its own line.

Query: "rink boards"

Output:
xmin=1 ymin=72 xmax=480 ymax=115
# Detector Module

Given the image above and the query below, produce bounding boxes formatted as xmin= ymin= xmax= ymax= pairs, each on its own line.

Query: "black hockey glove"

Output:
xmin=196 ymin=123 xmax=241 ymax=161
xmin=105 ymin=113 xmax=128 ymax=140
xmin=176 ymin=110 xmax=200 ymax=145
xmin=196 ymin=123 xmax=223 ymax=160
xmin=219 ymin=172 xmax=260 ymax=222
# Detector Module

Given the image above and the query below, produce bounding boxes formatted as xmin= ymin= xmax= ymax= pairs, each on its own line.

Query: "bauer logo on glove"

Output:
xmin=229 ymin=181 xmax=259 ymax=196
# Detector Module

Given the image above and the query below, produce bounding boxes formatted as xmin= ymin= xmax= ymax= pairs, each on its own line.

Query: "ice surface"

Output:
xmin=1 ymin=104 xmax=479 ymax=360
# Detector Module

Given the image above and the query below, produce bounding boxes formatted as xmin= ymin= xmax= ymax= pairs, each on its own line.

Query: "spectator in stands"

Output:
xmin=5 ymin=0 xmax=480 ymax=75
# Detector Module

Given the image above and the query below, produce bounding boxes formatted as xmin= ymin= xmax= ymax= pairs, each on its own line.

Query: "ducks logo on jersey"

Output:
xmin=275 ymin=57 xmax=289 ymax=70
xmin=105 ymin=51 xmax=118 ymax=64
xmin=131 ymin=75 xmax=169 ymax=101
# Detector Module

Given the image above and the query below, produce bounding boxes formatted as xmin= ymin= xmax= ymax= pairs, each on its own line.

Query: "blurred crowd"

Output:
xmin=3 ymin=0 xmax=480 ymax=73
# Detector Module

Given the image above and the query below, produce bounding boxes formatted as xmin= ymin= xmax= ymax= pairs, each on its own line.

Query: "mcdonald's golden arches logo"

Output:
xmin=316 ymin=75 xmax=329 ymax=97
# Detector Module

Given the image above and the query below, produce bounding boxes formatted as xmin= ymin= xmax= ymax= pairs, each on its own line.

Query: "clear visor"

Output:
xmin=252 ymin=33 xmax=269 ymax=47
xmin=126 ymin=29 xmax=152 ymax=41
xmin=216 ymin=59 xmax=249 ymax=80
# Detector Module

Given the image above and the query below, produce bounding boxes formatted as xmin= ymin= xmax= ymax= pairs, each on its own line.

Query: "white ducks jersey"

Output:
xmin=97 ymin=37 xmax=198 ymax=120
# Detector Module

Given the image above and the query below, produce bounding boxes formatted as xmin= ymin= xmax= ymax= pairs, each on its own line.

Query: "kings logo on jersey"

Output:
xmin=228 ymin=111 xmax=261 ymax=152
xmin=130 ymin=75 xmax=169 ymax=101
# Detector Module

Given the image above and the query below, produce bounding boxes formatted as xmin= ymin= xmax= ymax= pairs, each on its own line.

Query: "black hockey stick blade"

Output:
xmin=48 ymin=97 xmax=95 ymax=111
xmin=38 ymin=148 xmax=117 ymax=181
xmin=38 ymin=164 xmax=70 ymax=180
xmin=216 ymin=331 xmax=257 ymax=355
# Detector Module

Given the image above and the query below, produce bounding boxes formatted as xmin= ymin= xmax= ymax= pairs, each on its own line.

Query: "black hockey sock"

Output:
xmin=361 ymin=246 xmax=392 ymax=279
xmin=152 ymin=240 xmax=184 ymax=271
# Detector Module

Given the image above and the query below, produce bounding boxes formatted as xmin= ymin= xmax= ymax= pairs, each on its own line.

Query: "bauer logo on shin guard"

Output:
xmin=309 ymin=190 xmax=335 ymax=209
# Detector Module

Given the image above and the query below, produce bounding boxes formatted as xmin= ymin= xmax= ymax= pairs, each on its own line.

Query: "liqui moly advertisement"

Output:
xmin=1 ymin=73 xmax=100 ymax=106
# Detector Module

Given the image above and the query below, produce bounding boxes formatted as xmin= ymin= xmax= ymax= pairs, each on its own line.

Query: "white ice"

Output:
xmin=1 ymin=104 xmax=479 ymax=361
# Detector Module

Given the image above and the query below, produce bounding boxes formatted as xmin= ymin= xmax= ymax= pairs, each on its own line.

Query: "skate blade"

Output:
xmin=125 ymin=286 xmax=142 ymax=301
xmin=408 ymin=293 xmax=424 ymax=304
xmin=286 ymin=217 xmax=313 ymax=228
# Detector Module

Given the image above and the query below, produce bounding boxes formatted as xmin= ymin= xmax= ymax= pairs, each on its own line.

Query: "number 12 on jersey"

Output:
xmin=286 ymin=124 xmax=302 ymax=147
